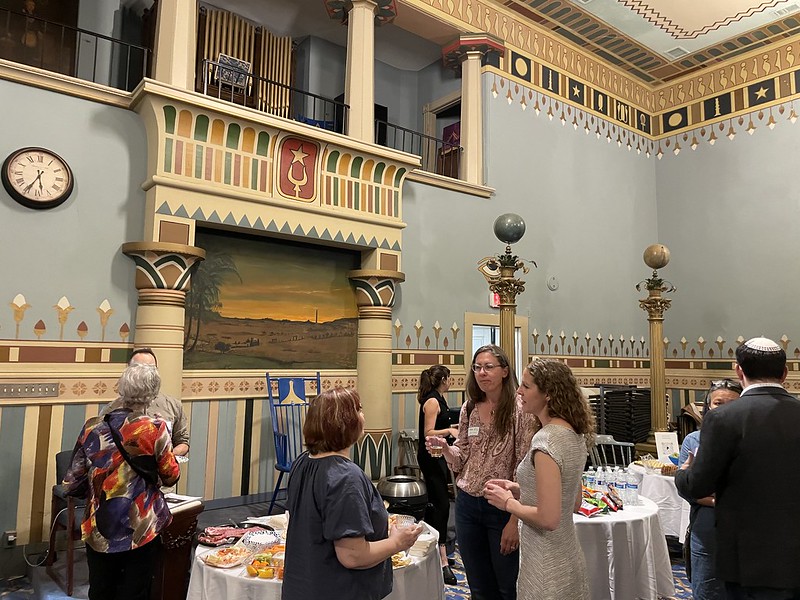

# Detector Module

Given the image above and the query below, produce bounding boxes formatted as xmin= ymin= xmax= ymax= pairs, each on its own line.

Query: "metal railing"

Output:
xmin=0 ymin=8 xmax=149 ymax=91
xmin=376 ymin=119 xmax=462 ymax=179
xmin=201 ymin=59 xmax=349 ymax=132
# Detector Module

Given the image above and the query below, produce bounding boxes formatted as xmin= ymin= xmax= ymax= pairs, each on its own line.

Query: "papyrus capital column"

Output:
xmin=348 ymin=268 xmax=404 ymax=479
xmin=443 ymin=34 xmax=505 ymax=185
xmin=122 ymin=241 xmax=205 ymax=397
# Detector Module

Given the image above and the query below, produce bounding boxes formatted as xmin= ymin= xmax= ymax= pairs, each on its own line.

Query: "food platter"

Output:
xmin=391 ymin=551 xmax=413 ymax=569
xmin=200 ymin=545 xmax=252 ymax=568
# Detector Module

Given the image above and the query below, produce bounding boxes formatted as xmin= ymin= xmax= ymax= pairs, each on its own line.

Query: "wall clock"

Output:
xmin=2 ymin=147 xmax=74 ymax=209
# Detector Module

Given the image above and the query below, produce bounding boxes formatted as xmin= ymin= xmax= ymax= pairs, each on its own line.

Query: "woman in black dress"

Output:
xmin=417 ymin=365 xmax=458 ymax=585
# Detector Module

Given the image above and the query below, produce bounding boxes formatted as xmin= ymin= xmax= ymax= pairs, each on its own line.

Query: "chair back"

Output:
xmin=590 ymin=434 xmax=635 ymax=468
xmin=266 ymin=373 xmax=321 ymax=471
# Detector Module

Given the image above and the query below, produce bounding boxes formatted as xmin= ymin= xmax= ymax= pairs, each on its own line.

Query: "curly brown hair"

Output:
xmin=526 ymin=358 xmax=595 ymax=445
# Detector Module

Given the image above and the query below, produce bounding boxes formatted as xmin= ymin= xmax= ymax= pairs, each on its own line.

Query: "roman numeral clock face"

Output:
xmin=2 ymin=147 xmax=74 ymax=209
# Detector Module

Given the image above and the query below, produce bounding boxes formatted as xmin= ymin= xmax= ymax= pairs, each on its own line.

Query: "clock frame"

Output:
xmin=2 ymin=147 xmax=74 ymax=209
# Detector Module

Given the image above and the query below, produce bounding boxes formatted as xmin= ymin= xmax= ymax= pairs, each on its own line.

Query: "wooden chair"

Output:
xmin=266 ymin=372 xmax=320 ymax=514
xmin=46 ymin=450 xmax=84 ymax=596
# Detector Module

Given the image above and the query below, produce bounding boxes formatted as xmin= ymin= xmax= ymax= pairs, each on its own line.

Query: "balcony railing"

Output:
xmin=199 ymin=60 xmax=461 ymax=180
xmin=376 ymin=120 xmax=462 ymax=179
xmin=0 ymin=8 xmax=149 ymax=91
xmin=201 ymin=59 xmax=349 ymax=133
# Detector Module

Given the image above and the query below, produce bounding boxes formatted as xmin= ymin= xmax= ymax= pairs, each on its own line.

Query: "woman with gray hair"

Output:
xmin=64 ymin=363 xmax=180 ymax=600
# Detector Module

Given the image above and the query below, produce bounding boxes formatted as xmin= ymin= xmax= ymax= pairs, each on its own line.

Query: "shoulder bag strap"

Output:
xmin=103 ymin=414 xmax=157 ymax=484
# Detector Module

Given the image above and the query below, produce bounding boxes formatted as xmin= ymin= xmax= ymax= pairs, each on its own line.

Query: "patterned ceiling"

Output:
xmin=500 ymin=0 xmax=800 ymax=85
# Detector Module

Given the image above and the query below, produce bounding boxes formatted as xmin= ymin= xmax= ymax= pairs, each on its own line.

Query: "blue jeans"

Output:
xmin=690 ymin=506 xmax=725 ymax=600
xmin=455 ymin=491 xmax=518 ymax=600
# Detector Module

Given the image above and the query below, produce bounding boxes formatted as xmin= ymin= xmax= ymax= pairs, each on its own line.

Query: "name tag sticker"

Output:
xmin=468 ymin=426 xmax=480 ymax=437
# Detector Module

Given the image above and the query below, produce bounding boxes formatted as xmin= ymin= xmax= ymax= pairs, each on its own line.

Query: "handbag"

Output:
xmin=104 ymin=414 xmax=160 ymax=486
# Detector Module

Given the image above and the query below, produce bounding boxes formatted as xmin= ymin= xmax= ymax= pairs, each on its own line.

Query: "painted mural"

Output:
xmin=183 ymin=228 xmax=360 ymax=369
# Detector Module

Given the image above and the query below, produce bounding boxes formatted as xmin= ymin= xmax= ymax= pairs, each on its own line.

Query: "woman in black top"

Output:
xmin=417 ymin=365 xmax=458 ymax=585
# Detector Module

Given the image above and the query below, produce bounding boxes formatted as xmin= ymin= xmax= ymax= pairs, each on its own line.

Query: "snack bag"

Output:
xmin=578 ymin=499 xmax=604 ymax=518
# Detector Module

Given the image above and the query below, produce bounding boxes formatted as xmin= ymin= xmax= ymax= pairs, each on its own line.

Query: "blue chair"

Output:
xmin=266 ymin=372 xmax=321 ymax=514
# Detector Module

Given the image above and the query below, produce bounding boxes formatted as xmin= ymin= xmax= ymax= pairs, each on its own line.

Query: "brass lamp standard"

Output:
xmin=477 ymin=213 xmax=532 ymax=371
xmin=636 ymin=244 xmax=676 ymax=434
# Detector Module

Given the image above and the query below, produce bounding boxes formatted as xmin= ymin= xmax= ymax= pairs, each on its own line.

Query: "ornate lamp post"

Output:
xmin=477 ymin=214 xmax=531 ymax=371
xmin=636 ymin=244 xmax=675 ymax=434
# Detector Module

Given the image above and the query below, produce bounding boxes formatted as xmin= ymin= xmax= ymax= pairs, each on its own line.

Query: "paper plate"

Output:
xmin=237 ymin=529 xmax=281 ymax=552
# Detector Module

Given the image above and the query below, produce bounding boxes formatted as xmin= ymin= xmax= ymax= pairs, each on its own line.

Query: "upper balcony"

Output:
xmin=0 ymin=1 xmax=490 ymax=197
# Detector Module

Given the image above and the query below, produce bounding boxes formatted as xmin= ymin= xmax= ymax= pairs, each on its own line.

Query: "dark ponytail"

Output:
xmin=417 ymin=365 xmax=450 ymax=404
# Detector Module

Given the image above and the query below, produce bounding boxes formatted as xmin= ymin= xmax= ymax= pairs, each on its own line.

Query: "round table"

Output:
xmin=574 ymin=497 xmax=675 ymax=600
xmin=629 ymin=463 xmax=690 ymax=541
xmin=186 ymin=528 xmax=444 ymax=600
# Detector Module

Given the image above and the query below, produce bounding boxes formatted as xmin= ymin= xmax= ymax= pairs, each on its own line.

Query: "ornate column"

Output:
xmin=348 ymin=268 xmax=405 ymax=480
xmin=443 ymin=34 xmax=505 ymax=185
xmin=122 ymin=242 xmax=205 ymax=397
xmin=477 ymin=214 xmax=530 ymax=372
xmin=152 ymin=0 xmax=197 ymax=89
xmin=636 ymin=244 xmax=675 ymax=435
xmin=344 ymin=0 xmax=377 ymax=142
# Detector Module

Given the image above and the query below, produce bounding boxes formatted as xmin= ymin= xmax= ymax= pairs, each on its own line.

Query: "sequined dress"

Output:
xmin=516 ymin=424 xmax=590 ymax=600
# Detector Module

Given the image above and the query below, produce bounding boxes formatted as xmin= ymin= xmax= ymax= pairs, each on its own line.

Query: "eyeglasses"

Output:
xmin=472 ymin=363 xmax=499 ymax=373
xmin=709 ymin=379 xmax=743 ymax=392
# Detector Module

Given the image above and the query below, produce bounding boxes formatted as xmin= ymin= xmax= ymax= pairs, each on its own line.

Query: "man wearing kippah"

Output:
xmin=676 ymin=337 xmax=800 ymax=599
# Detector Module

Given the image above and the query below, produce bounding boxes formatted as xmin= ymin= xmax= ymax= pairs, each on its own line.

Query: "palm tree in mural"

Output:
xmin=184 ymin=251 xmax=241 ymax=352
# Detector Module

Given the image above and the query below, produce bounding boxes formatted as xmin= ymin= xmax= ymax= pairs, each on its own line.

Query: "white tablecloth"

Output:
xmin=629 ymin=463 xmax=690 ymax=541
xmin=574 ymin=497 xmax=675 ymax=600
xmin=186 ymin=527 xmax=444 ymax=600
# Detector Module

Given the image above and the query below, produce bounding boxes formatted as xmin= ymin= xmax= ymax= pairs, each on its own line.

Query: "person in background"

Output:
xmin=416 ymin=365 xmax=459 ymax=585
xmin=426 ymin=344 xmax=537 ymax=600
xmin=484 ymin=358 xmax=593 ymax=600
xmin=102 ymin=348 xmax=189 ymax=457
xmin=282 ymin=387 xmax=422 ymax=600
xmin=676 ymin=338 xmax=800 ymax=599
xmin=677 ymin=378 xmax=742 ymax=600
xmin=64 ymin=363 xmax=180 ymax=600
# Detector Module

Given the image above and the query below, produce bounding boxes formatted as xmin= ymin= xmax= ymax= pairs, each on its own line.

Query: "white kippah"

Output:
xmin=743 ymin=337 xmax=781 ymax=352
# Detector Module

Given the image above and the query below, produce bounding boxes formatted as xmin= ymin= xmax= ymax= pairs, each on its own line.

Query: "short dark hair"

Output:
xmin=735 ymin=341 xmax=786 ymax=381
xmin=129 ymin=347 xmax=158 ymax=366
xmin=303 ymin=387 xmax=363 ymax=454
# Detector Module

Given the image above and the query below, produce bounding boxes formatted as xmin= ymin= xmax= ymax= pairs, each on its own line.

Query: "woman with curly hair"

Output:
xmin=484 ymin=358 xmax=595 ymax=600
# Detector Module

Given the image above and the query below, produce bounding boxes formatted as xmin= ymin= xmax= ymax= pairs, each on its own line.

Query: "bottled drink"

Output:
xmin=586 ymin=466 xmax=596 ymax=489
xmin=595 ymin=467 xmax=606 ymax=493
xmin=625 ymin=471 xmax=640 ymax=506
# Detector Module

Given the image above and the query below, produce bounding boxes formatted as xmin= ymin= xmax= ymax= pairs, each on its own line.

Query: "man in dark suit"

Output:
xmin=676 ymin=337 xmax=800 ymax=599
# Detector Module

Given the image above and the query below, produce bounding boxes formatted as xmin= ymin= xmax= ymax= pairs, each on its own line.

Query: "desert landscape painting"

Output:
xmin=184 ymin=228 xmax=360 ymax=369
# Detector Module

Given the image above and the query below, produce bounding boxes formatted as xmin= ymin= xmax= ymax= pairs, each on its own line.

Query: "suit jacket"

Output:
xmin=675 ymin=386 xmax=800 ymax=589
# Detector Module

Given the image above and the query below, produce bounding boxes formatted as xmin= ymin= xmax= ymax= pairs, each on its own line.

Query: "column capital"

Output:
xmin=442 ymin=33 xmax=505 ymax=70
xmin=122 ymin=241 xmax=206 ymax=291
xmin=348 ymin=269 xmax=405 ymax=309
xmin=325 ymin=0 xmax=398 ymax=26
